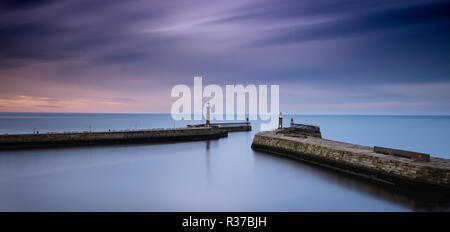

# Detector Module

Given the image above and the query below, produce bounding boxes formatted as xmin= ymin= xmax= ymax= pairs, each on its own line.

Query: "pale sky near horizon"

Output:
xmin=1 ymin=0 xmax=450 ymax=114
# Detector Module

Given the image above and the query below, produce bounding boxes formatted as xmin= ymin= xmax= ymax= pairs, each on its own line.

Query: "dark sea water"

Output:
xmin=0 ymin=113 xmax=449 ymax=211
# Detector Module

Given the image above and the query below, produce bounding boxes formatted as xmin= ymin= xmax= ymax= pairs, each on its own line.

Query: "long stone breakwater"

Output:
xmin=252 ymin=128 xmax=450 ymax=193
xmin=187 ymin=122 xmax=251 ymax=132
xmin=0 ymin=127 xmax=228 ymax=150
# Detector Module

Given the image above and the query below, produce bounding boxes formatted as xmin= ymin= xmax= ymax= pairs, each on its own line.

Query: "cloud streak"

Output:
xmin=255 ymin=1 xmax=450 ymax=45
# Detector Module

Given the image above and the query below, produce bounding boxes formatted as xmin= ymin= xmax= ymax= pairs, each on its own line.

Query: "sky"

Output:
xmin=1 ymin=0 xmax=450 ymax=114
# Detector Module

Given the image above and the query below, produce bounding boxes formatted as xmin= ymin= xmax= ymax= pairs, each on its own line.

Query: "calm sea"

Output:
xmin=0 ymin=113 xmax=449 ymax=211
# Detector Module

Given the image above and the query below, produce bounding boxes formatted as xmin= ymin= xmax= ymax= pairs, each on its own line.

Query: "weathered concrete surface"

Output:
xmin=374 ymin=146 xmax=430 ymax=161
xmin=0 ymin=127 xmax=227 ymax=150
xmin=252 ymin=130 xmax=450 ymax=192
xmin=288 ymin=123 xmax=322 ymax=138
xmin=187 ymin=122 xmax=251 ymax=132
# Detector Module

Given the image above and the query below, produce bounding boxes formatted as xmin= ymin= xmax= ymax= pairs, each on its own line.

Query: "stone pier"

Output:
xmin=0 ymin=127 xmax=227 ymax=150
xmin=187 ymin=122 xmax=251 ymax=132
xmin=252 ymin=130 xmax=450 ymax=193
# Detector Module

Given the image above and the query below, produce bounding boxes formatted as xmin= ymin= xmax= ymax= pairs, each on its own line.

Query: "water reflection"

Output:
xmin=206 ymin=140 xmax=211 ymax=186
xmin=254 ymin=152 xmax=450 ymax=211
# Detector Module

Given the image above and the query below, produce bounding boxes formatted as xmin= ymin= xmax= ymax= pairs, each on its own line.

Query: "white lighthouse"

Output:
xmin=206 ymin=102 xmax=211 ymax=127
xmin=278 ymin=112 xmax=283 ymax=129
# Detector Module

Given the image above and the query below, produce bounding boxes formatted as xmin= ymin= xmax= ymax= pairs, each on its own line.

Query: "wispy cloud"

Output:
xmin=0 ymin=94 xmax=170 ymax=113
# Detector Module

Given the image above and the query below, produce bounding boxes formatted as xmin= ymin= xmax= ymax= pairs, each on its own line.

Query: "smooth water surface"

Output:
xmin=0 ymin=113 xmax=449 ymax=211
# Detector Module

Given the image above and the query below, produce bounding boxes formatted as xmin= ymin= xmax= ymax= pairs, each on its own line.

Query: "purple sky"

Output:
xmin=1 ymin=0 xmax=450 ymax=114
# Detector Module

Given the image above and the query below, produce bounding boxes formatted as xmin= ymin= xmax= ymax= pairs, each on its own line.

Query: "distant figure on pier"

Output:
xmin=290 ymin=118 xmax=294 ymax=127
xmin=278 ymin=112 xmax=283 ymax=129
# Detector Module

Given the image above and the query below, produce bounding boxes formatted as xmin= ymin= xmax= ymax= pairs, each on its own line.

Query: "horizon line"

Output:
xmin=1 ymin=111 xmax=449 ymax=117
